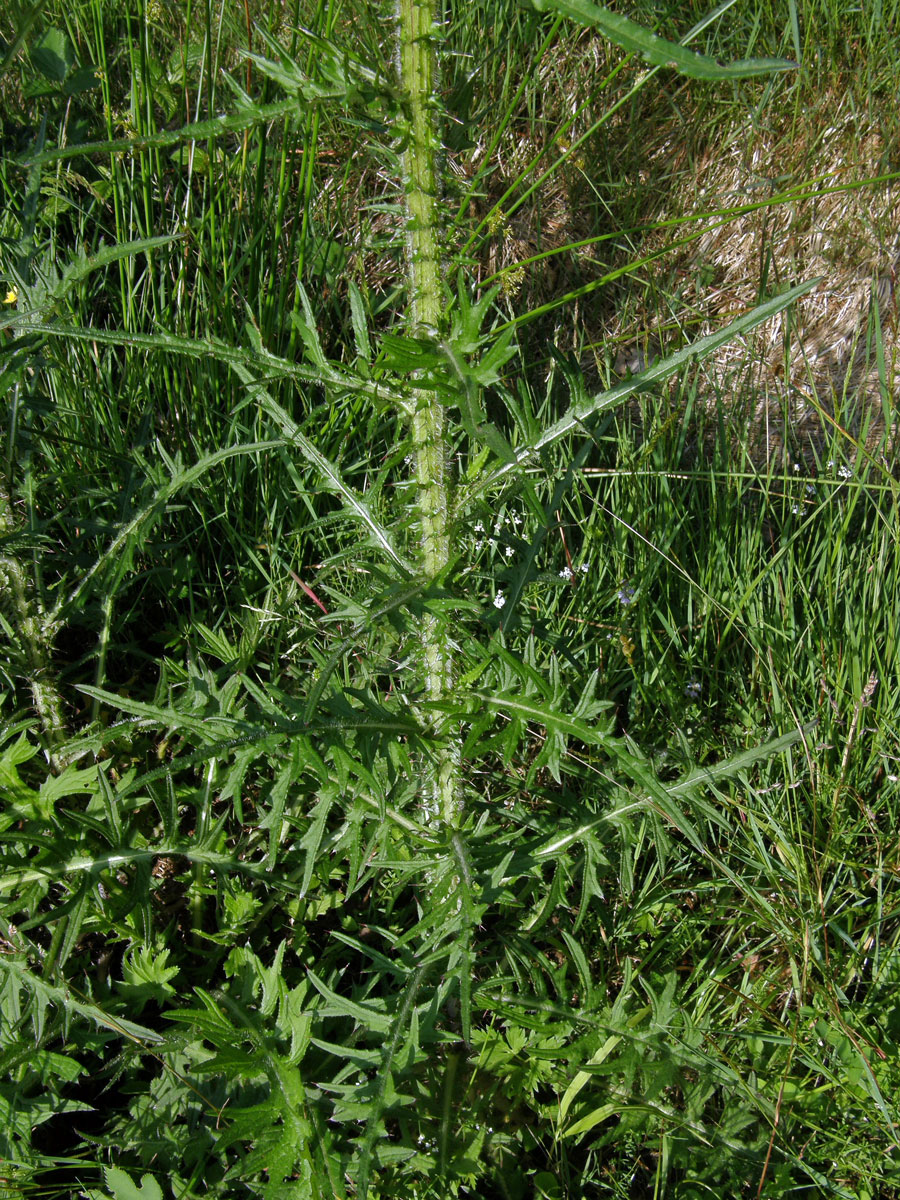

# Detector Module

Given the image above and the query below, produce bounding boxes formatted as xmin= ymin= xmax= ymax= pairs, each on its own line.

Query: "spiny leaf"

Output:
xmin=0 ymin=958 xmax=164 ymax=1045
xmin=307 ymin=970 xmax=392 ymax=1033
xmin=19 ymin=97 xmax=309 ymax=167
xmin=261 ymin=742 xmax=302 ymax=871
xmin=298 ymin=792 xmax=335 ymax=899
xmin=249 ymin=384 xmax=411 ymax=573
xmin=470 ymin=689 xmax=614 ymax=746
xmin=55 ymin=441 xmax=287 ymax=623
xmin=530 ymin=0 xmax=796 ymax=80
xmin=357 ymin=963 xmax=427 ymax=1200
xmin=464 ymin=279 xmax=822 ymax=499
xmin=349 ymin=281 xmax=372 ymax=362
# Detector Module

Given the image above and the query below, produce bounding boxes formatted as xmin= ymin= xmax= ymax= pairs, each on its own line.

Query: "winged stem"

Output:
xmin=397 ymin=0 xmax=460 ymax=826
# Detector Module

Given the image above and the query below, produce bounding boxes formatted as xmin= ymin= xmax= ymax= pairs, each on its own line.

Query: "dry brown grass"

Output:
xmin=323 ymin=32 xmax=900 ymax=466
xmin=606 ymin=88 xmax=900 ymax=464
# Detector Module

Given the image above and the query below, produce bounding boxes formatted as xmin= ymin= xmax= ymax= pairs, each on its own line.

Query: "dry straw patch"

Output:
xmin=322 ymin=32 xmax=900 ymax=468
xmin=615 ymin=99 xmax=900 ymax=465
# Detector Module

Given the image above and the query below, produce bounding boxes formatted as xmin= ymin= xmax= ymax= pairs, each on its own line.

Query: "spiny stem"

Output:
xmin=396 ymin=0 xmax=460 ymax=826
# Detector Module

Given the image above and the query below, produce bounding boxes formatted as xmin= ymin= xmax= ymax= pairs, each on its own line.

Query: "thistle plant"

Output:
xmin=2 ymin=3 xmax=900 ymax=1199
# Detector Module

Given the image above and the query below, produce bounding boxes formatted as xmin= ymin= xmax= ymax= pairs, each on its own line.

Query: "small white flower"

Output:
xmin=474 ymin=521 xmax=484 ymax=533
xmin=839 ymin=464 xmax=853 ymax=480
xmin=579 ymin=562 xmax=589 ymax=573
xmin=793 ymin=462 xmax=801 ymax=472
xmin=504 ymin=546 xmax=514 ymax=558
xmin=685 ymin=679 xmax=701 ymax=700
xmin=493 ymin=592 xmax=507 ymax=609
xmin=511 ymin=514 xmax=523 ymax=526
xmin=805 ymin=484 xmax=815 ymax=496
xmin=559 ymin=566 xmax=573 ymax=581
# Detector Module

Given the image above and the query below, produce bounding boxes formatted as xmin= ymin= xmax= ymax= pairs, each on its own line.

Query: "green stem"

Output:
xmin=0 ymin=489 xmax=66 ymax=767
xmin=396 ymin=0 xmax=460 ymax=826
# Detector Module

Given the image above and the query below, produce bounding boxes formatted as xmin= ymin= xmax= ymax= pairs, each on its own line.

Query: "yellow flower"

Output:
xmin=3 ymin=288 xmax=17 ymax=305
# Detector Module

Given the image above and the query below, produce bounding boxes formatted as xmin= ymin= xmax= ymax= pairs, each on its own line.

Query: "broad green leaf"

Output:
xmin=30 ymin=28 xmax=74 ymax=83
xmin=0 ymin=733 xmax=41 ymax=824
xmin=559 ymin=1035 xmax=622 ymax=1123
xmin=563 ymin=1099 xmax=620 ymax=1138
xmin=0 ymin=1089 xmax=94 ymax=1137
xmin=63 ymin=64 xmax=100 ymax=95
xmin=100 ymin=1166 xmax=164 ymax=1200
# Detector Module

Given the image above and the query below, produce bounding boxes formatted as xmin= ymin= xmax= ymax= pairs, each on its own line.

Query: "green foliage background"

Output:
xmin=1 ymin=1 xmax=900 ymax=1197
